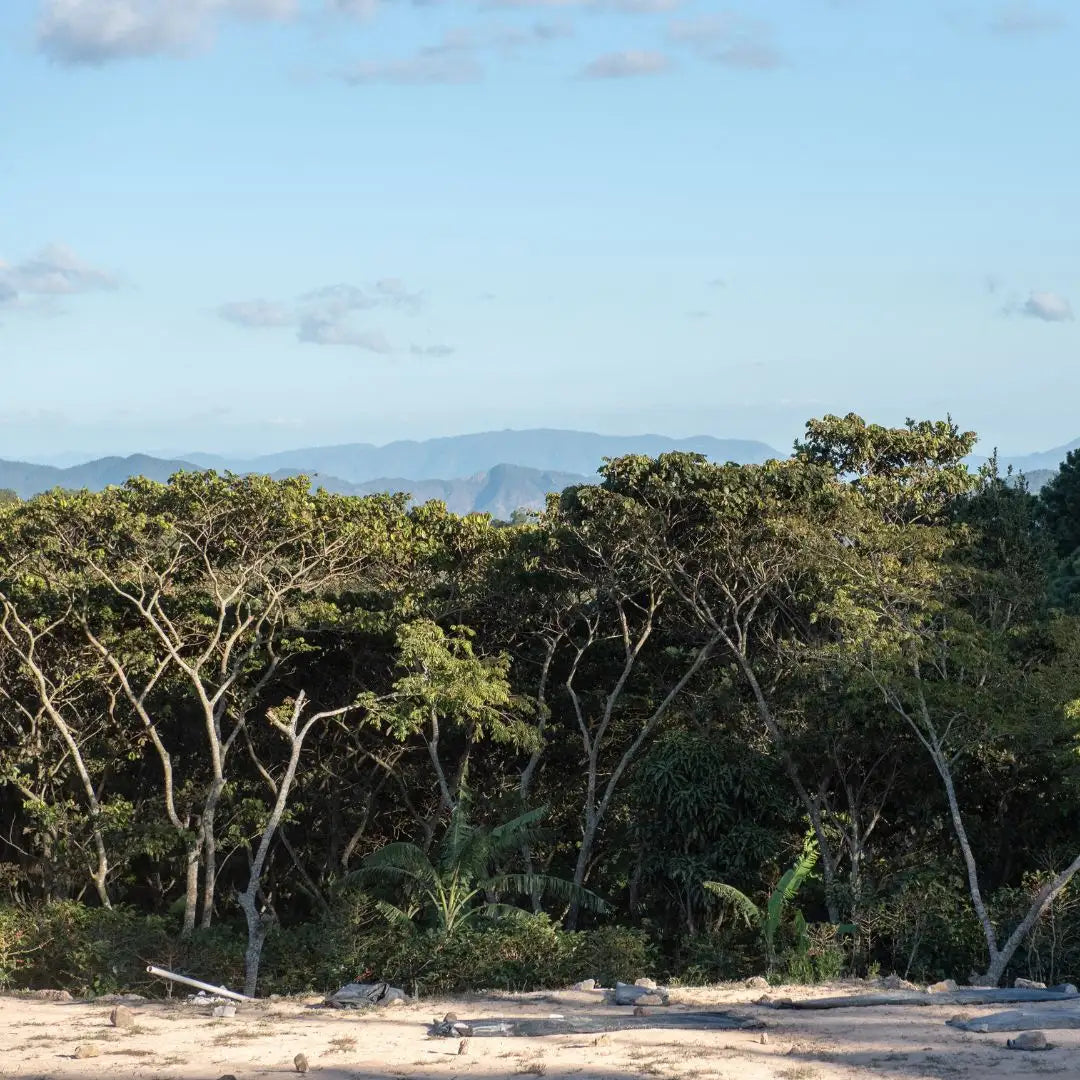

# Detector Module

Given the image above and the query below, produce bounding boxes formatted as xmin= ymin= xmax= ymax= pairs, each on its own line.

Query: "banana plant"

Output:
xmin=703 ymin=833 xmax=819 ymax=969
xmin=354 ymin=795 xmax=609 ymax=934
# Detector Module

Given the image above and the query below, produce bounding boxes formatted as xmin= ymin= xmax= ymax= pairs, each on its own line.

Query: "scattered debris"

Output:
xmin=613 ymin=982 xmax=670 ymax=1006
xmin=324 ymin=982 xmax=410 ymax=1009
xmin=428 ymin=1012 xmax=762 ymax=1038
xmin=294 ymin=1051 xmax=309 ymax=1073
xmin=1007 ymin=1031 xmax=1050 ymax=1051
xmin=146 ymin=964 xmax=251 ymax=1003
xmin=776 ymin=988 xmax=1080 ymax=1010
xmin=948 ymin=1009 xmax=1080 ymax=1033
xmin=110 ymin=1004 xmax=136 ymax=1029
xmin=27 ymin=989 xmax=72 ymax=1002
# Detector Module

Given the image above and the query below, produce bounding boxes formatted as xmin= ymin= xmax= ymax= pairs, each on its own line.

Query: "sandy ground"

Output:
xmin=1 ymin=981 xmax=1077 ymax=1080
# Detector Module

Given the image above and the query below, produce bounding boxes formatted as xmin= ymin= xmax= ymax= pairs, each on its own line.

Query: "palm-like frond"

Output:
xmin=359 ymin=842 xmax=440 ymax=889
xmin=703 ymin=881 xmax=761 ymax=928
xmin=487 ymin=873 xmax=611 ymax=914
xmin=485 ymin=805 xmax=549 ymax=860
xmin=374 ymin=899 xmax=421 ymax=929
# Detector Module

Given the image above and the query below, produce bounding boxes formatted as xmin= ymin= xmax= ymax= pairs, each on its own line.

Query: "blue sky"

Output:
xmin=1 ymin=0 xmax=1077 ymax=461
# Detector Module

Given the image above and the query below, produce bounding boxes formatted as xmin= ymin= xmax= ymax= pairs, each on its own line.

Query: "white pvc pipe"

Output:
xmin=146 ymin=964 xmax=253 ymax=1002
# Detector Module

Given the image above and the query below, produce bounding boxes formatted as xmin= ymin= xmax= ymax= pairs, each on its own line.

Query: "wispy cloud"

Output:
xmin=667 ymin=14 xmax=783 ymax=69
xmin=581 ymin=49 xmax=670 ymax=78
xmin=989 ymin=2 xmax=1066 ymax=35
xmin=1020 ymin=291 xmax=1073 ymax=322
xmin=37 ymin=0 xmax=296 ymax=65
xmin=411 ymin=344 xmax=456 ymax=357
xmin=217 ymin=299 xmax=293 ymax=327
xmin=0 ymin=244 xmax=119 ymax=310
xmin=218 ymin=278 xmax=439 ymax=354
xmin=297 ymin=317 xmax=394 ymax=352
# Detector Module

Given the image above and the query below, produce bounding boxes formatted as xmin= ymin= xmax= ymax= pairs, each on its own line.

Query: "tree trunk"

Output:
xmin=181 ymin=840 xmax=200 ymax=938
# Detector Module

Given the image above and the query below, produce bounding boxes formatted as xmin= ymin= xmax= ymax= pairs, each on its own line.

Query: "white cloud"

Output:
xmin=342 ymin=52 xmax=482 ymax=85
xmin=989 ymin=2 xmax=1066 ymax=35
xmin=668 ymin=14 xmax=783 ymax=69
xmin=217 ymin=299 xmax=293 ymax=327
xmin=37 ymin=0 xmax=296 ymax=65
xmin=411 ymin=344 xmax=456 ymax=357
xmin=0 ymin=244 xmax=118 ymax=309
xmin=1021 ymin=291 xmax=1073 ymax=322
xmin=297 ymin=317 xmax=394 ymax=353
xmin=581 ymin=49 xmax=670 ymax=78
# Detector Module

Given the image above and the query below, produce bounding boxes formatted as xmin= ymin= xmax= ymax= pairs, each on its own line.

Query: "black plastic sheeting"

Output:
xmin=430 ymin=1012 xmax=764 ymax=1038
xmin=776 ymin=988 xmax=1080 ymax=1011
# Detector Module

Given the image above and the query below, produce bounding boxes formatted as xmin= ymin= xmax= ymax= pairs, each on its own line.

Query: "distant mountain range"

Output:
xmin=0 ymin=427 xmax=1072 ymax=512
xmin=0 ymin=429 xmax=779 ymax=516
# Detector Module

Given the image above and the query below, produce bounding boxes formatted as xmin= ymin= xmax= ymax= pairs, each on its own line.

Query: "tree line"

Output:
xmin=4 ymin=413 xmax=1080 ymax=995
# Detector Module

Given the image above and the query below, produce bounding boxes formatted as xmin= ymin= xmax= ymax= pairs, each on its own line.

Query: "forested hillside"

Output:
xmin=4 ymin=413 xmax=1080 ymax=997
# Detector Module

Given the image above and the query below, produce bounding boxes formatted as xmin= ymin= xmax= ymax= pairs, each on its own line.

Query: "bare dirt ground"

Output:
xmin=1 ymin=981 xmax=1076 ymax=1080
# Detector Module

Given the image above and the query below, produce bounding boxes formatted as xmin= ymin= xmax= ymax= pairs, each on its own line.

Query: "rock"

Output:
xmin=75 ymin=1044 xmax=100 ymax=1059
xmin=614 ymin=982 xmax=669 ymax=1006
xmin=927 ymin=979 xmax=959 ymax=994
xmin=634 ymin=978 xmax=658 ymax=990
xmin=1050 ymin=983 xmax=1079 ymax=995
xmin=635 ymin=994 xmax=664 ymax=1006
xmin=759 ymin=1033 xmax=769 ymax=1045
xmin=325 ymin=981 xmax=409 ymax=1009
xmin=746 ymin=976 xmax=770 ymax=990
xmin=1007 ymin=1031 xmax=1050 ymax=1051
xmin=633 ymin=1006 xmax=646 ymax=1017
xmin=755 ymin=994 xmax=772 ymax=1005
xmin=1014 ymin=978 xmax=1047 ymax=989
xmin=882 ymin=974 xmax=919 ymax=991
xmin=212 ymin=1004 xmax=237 ymax=1018
xmin=294 ymin=1052 xmax=309 ymax=1073
xmin=110 ymin=1005 xmax=136 ymax=1030
xmin=218 ymin=1075 xmax=239 ymax=1080
xmin=457 ymin=1038 xmax=469 ymax=1055
xmin=572 ymin=979 xmax=597 ymax=991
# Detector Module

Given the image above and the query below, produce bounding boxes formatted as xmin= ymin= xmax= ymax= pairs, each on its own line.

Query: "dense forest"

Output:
xmin=4 ymin=413 xmax=1080 ymax=999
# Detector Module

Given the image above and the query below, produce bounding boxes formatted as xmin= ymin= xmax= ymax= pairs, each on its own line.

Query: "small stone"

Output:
xmin=1014 ymin=978 xmax=1047 ymax=989
xmin=294 ymin=1052 xmax=309 ymax=1073
xmin=75 ymin=1044 xmax=100 ymax=1059
xmin=927 ymin=979 xmax=958 ymax=994
xmin=443 ymin=1012 xmax=458 ymax=1022
xmin=572 ymin=979 xmax=597 ymax=991
xmin=759 ymin=1033 xmax=769 ymax=1045
xmin=746 ymin=976 xmax=769 ymax=990
xmin=634 ymin=978 xmax=658 ymax=990
xmin=1007 ymin=1031 xmax=1049 ymax=1051
xmin=636 ymin=994 xmax=664 ymax=1006
xmin=110 ymin=1004 xmax=136 ymax=1029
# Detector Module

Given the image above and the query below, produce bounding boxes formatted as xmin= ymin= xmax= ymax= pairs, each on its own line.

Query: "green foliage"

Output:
xmin=356 ymin=798 xmax=607 ymax=933
xmin=704 ymin=834 xmax=820 ymax=971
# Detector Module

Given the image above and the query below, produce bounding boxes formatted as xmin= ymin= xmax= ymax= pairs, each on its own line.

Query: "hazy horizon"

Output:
xmin=3 ymin=1 xmax=1077 ymax=464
